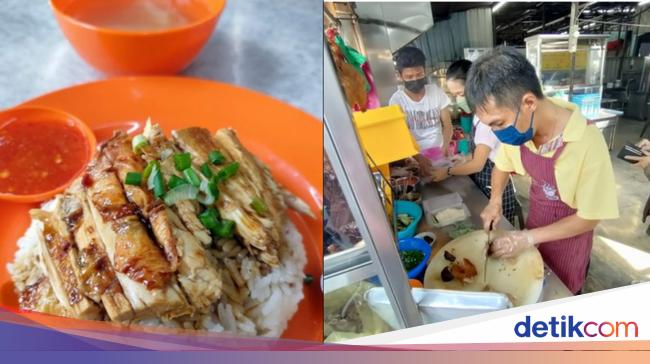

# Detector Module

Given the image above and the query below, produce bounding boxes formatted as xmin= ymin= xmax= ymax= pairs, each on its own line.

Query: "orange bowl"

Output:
xmin=0 ymin=106 xmax=96 ymax=203
xmin=50 ymin=0 xmax=226 ymax=75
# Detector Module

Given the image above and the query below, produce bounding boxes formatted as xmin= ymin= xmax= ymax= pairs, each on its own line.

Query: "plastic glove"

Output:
xmin=490 ymin=230 xmax=536 ymax=258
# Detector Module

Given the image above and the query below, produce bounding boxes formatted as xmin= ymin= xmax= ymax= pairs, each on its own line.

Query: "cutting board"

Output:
xmin=423 ymin=230 xmax=544 ymax=306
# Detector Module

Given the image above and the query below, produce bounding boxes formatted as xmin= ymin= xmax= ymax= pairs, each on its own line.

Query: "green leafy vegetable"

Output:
xmin=400 ymin=250 xmax=425 ymax=271
xmin=396 ymin=213 xmax=413 ymax=231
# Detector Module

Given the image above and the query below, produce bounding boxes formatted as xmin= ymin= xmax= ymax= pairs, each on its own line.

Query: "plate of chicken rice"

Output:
xmin=0 ymin=77 xmax=323 ymax=341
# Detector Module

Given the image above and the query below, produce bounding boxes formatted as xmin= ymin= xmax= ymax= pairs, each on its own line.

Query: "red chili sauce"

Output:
xmin=0 ymin=119 xmax=89 ymax=195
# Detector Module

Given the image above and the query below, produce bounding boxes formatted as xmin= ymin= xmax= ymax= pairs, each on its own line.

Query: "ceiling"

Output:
xmin=494 ymin=2 xmax=642 ymax=45
xmin=429 ymin=2 xmax=645 ymax=46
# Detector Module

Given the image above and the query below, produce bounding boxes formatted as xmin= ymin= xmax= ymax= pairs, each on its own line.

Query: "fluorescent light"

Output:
xmin=493 ymin=2 xmax=506 ymax=12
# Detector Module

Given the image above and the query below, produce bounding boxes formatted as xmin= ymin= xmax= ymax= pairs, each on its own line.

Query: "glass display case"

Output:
xmin=324 ymin=42 xmax=422 ymax=342
xmin=525 ymin=34 xmax=608 ymax=118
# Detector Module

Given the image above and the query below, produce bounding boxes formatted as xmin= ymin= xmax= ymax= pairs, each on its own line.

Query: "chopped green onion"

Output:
xmin=124 ymin=172 xmax=142 ymax=186
xmin=200 ymin=162 xmax=213 ymax=178
xmin=212 ymin=162 xmax=240 ymax=184
xmin=213 ymin=219 xmax=235 ymax=238
xmin=250 ymin=197 xmax=268 ymax=215
xmin=174 ymin=152 xmax=192 ymax=171
xmin=153 ymin=170 xmax=166 ymax=198
xmin=163 ymin=184 xmax=198 ymax=205
xmin=198 ymin=208 xmax=219 ymax=230
xmin=167 ymin=175 xmax=188 ymax=190
xmin=143 ymin=160 xmax=156 ymax=181
xmin=208 ymin=181 xmax=219 ymax=199
xmin=204 ymin=206 xmax=220 ymax=219
xmin=132 ymin=134 xmax=149 ymax=153
xmin=147 ymin=163 xmax=166 ymax=198
xmin=197 ymin=180 xmax=215 ymax=205
xmin=183 ymin=168 xmax=201 ymax=187
xmin=208 ymin=150 xmax=225 ymax=165
xmin=147 ymin=163 xmax=159 ymax=190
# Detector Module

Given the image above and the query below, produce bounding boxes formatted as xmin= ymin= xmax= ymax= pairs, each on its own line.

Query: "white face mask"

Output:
xmin=455 ymin=96 xmax=471 ymax=113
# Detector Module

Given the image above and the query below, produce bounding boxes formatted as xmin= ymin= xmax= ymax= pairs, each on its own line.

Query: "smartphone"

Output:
xmin=617 ymin=142 xmax=644 ymax=163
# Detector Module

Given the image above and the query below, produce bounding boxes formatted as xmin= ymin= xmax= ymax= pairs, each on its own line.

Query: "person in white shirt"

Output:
xmin=388 ymin=46 xmax=453 ymax=179
xmin=431 ymin=60 xmax=519 ymax=226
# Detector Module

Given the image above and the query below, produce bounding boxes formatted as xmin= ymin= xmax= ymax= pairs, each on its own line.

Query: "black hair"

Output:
xmin=465 ymin=46 xmax=544 ymax=111
xmin=394 ymin=46 xmax=426 ymax=74
xmin=446 ymin=59 xmax=472 ymax=82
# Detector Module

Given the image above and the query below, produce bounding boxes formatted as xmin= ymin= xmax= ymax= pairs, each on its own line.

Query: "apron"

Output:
xmin=520 ymin=143 xmax=593 ymax=294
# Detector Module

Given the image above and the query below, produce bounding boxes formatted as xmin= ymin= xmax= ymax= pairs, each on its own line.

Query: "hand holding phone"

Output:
xmin=618 ymin=142 xmax=645 ymax=164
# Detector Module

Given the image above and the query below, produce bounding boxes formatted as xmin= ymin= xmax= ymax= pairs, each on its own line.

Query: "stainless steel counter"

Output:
xmin=587 ymin=108 xmax=622 ymax=151
xmin=0 ymin=0 xmax=322 ymax=119
xmin=423 ymin=176 xmax=573 ymax=302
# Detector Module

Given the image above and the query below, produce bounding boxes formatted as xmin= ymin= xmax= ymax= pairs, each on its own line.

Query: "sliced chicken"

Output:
xmin=102 ymin=130 xmax=222 ymax=313
xmin=19 ymin=276 xmax=70 ymax=317
xmin=61 ymin=187 xmax=134 ymax=322
xmin=141 ymin=123 xmax=211 ymax=245
xmin=169 ymin=212 xmax=223 ymax=312
xmin=214 ymin=128 xmax=287 ymax=237
xmin=30 ymin=204 xmax=103 ymax=320
xmin=172 ymin=127 xmax=280 ymax=267
xmin=84 ymin=154 xmax=191 ymax=319
xmin=101 ymin=132 xmax=179 ymax=271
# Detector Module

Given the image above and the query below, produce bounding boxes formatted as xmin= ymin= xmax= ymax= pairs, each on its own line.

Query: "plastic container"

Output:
xmin=421 ymin=146 xmax=443 ymax=162
xmin=398 ymin=238 xmax=432 ymax=280
xmin=422 ymin=192 xmax=471 ymax=227
xmin=352 ymin=105 xmax=420 ymax=166
xmin=395 ymin=200 xmax=423 ymax=239
xmin=460 ymin=114 xmax=473 ymax=134
xmin=457 ymin=139 xmax=470 ymax=155
xmin=365 ymin=287 xmax=512 ymax=330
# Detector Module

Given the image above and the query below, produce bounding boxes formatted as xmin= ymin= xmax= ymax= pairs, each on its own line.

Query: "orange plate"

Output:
xmin=0 ymin=77 xmax=323 ymax=342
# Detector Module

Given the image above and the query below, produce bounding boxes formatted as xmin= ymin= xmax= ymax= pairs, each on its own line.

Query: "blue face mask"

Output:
xmin=493 ymin=108 xmax=535 ymax=145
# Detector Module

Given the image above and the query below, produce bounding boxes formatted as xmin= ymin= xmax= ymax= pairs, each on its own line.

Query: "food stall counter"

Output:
xmin=419 ymin=176 xmax=573 ymax=303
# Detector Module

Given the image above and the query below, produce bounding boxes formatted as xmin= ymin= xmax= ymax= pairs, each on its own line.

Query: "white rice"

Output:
xmin=7 ymin=199 xmax=307 ymax=337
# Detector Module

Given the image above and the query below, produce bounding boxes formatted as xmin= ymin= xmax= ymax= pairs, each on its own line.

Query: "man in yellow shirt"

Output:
xmin=465 ymin=47 xmax=619 ymax=294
